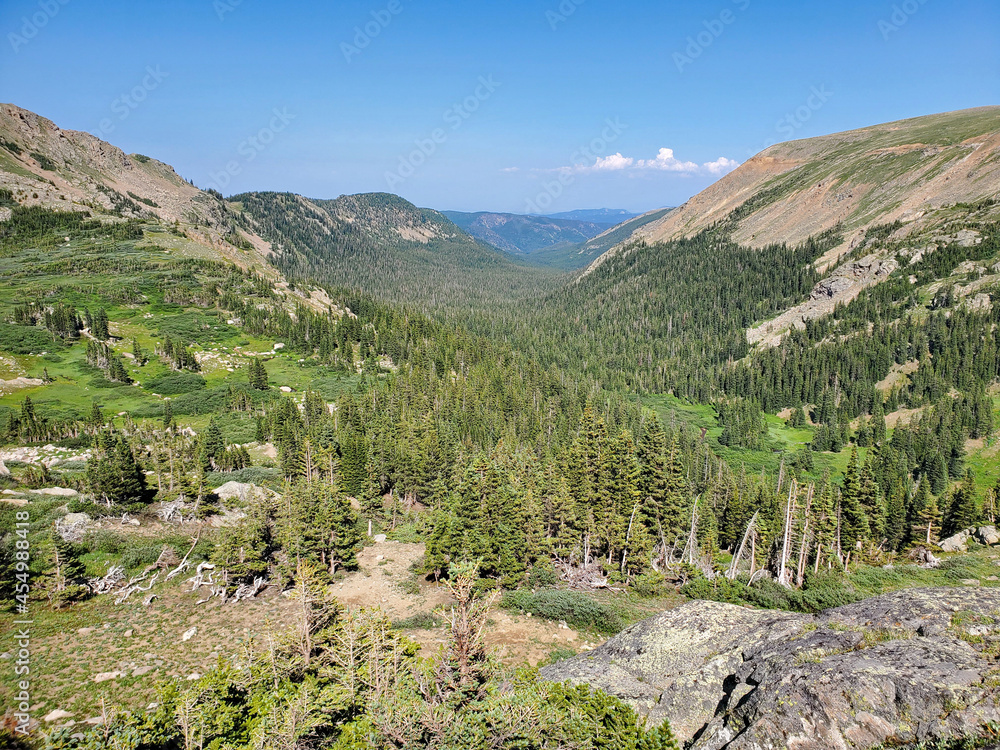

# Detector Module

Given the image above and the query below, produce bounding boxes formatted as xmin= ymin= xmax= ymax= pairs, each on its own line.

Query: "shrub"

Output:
xmin=0 ymin=323 xmax=66 ymax=354
xmin=501 ymin=589 xmax=625 ymax=633
xmin=83 ymin=530 xmax=127 ymax=554
xmin=67 ymin=498 xmax=116 ymax=518
xmin=393 ymin=612 xmax=441 ymax=629
xmin=631 ymin=570 xmax=667 ymax=598
xmin=119 ymin=543 xmax=163 ymax=570
xmin=144 ymin=371 xmax=206 ymax=395
xmin=528 ymin=560 xmax=559 ymax=588
xmin=206 ymin=466 xmax=280 ymax=488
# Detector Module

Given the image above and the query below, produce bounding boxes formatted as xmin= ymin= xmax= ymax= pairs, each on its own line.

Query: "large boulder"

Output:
xmin=939 ymin=529 xmax=972 ymax=552
xmin=975 ymin=526 xmax=1000 ymax=546
xmin=541 ymin=588 xmax=1000 ymax=749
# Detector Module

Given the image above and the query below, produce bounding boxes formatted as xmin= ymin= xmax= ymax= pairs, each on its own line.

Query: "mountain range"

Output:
xmin=4 ymin=101 xmax=1000 ymax=749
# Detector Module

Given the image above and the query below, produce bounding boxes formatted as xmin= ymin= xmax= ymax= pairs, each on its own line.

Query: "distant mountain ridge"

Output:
xmin=443 ymin=210 xmax=608 ymax=256
xmin=233 ymin=192 xmax=559 ymax=307
xmin=541 ymin=208 xmax=640 ymax=225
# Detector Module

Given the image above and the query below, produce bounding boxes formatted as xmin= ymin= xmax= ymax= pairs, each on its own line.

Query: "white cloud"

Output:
xmin=546 ymin=148 xmax=740 ymax=177
xmin=636 ymin=148 xmax=700 ymax=173
xmin=703 ymin=156 xmax=740 ymax=175
xmin=590 ymin=152 xmax=635 ymax=171
xmin=500 ymin=166 xmax=520 ymax=173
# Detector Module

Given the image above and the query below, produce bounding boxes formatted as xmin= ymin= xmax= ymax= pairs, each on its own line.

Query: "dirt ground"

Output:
xmin=2 ymin=536 xmax=601 ymax=729
xmin=336 ymin=540 xmax=599 ymax=665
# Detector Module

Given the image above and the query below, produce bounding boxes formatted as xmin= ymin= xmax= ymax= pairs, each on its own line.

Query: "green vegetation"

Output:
xmin=4 ymin=110 xmax=1000 ymax=748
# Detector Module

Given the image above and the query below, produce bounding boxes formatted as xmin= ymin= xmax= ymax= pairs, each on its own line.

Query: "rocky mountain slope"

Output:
xmin=584 ymin=107 xmax=1000 ymax=348
xmin=544 ymin=208 xmax=639 ymax=225
xmin=543 ymin=587 xmax=1000 ymax=749
xmin=0 ymin=103 xmax=274 ymax=271
xmin=628 ymin=107 xmax=1000 ymax=252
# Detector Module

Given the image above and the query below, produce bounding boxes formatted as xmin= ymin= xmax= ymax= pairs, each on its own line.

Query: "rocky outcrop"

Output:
xmin=542 ymin=588 xmax=1000 ymax=749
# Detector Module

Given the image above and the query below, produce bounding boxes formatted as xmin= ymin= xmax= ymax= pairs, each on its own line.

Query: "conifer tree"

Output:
xmin=48 ymin=527 xmax=88 ymax=608
xmin=839 ymin=448 xmax=871 ymax=553
xmin=884 ymin=481 xmax=908 ymax=551
xmin=88 ymin=399 xmax=103 ymax=428
xmin=943 ymin=470 xmax=980 ymax=537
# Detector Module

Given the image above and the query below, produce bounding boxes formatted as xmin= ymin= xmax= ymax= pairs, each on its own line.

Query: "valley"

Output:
xmin=1 ymin=100 xmax=1000 ymax=749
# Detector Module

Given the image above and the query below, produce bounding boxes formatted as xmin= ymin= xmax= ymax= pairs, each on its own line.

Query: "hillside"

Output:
xmin=233 ymin=191 xmax=562 ymax=308
xmin=0 ymin=103 xmax=275 ymax=273
xmin=442 ymin=210 xmax=608 ymax=257
xmin=625 ymin=106 xmax=1000 ymax=252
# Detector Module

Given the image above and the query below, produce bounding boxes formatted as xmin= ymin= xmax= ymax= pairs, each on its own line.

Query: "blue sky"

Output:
xmin=1 ymin=0 xmax=997 ymax=213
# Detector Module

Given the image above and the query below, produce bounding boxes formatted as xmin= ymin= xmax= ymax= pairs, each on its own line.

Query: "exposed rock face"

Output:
xmin=542 ymin=588 xmax=1000 ymax=749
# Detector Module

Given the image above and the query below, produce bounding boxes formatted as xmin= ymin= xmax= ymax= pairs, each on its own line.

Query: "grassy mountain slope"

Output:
xmin=233 ymin=191 xmax=563 ymax=309
xmin=625 ymin=107 xmax=1000 ymax=253
xmin=0 ymin=103 xmax=277 ymax=273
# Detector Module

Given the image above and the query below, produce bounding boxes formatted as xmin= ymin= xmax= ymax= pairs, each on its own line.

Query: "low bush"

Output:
xmin=206 ymin=466 xmax=280 ymax=488
xmin=631 ymin=570 xmax=667 ymax=598
xmin=502 ymin=588 xmax=625 ymax=634
xmin=83 ymin=530 xmax=127 ymax=554
xmin=393 ymin=612 xmax=441 ymax=629
xmin=144 ymin=371 xmax=206 ymax=395
xmin=0 ymin=323 xmax=66 ymax=354
xmin=119 ymin=543 xmax=163 ymax=570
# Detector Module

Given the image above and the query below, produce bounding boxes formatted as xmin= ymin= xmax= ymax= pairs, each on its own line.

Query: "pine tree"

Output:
xmin=943 ymin=470 xmax=980 ymax=537
xmin=248 ymin=358 xmax=269 ymax=390
xmin=884 ymin=481 xmax=907 ymax=551
xmin=48 ymin=527 xmax=88 ymax=608
xmin=88 ymin=400 xmax=104 ymax=427
xmin=162 ymin=399 xmax=174 ymax=431
xmin=92 ymin=307 xmax=109 ymax=340
xmin=200 ymin=419 xmax=225 ymax=471
xmin=86 ymin=433 xmax=148 ymax=507
xmin=872 ymin=398 xmax=887 ymax=445
xmin=839 ymin=448 xmax=871 ymax=553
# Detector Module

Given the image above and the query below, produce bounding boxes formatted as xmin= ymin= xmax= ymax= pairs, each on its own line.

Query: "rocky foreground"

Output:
xmin=541 ymin=588 xmax=1000 ymax=749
